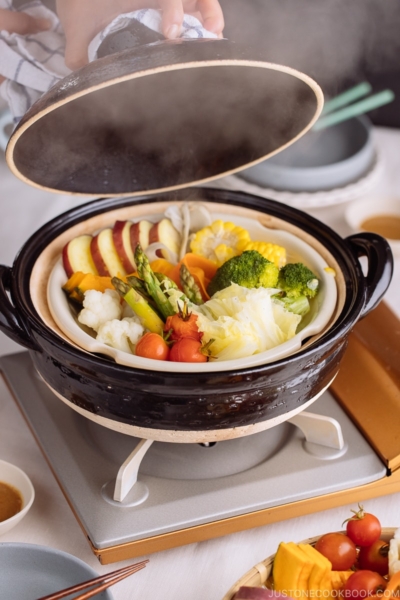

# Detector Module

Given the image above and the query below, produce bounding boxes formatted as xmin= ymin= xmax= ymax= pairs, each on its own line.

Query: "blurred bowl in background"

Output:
xmin=237 ymin=116 xmax=375 ymax=192
xmin=0 ymin=460 xmax=35 ymax=536
xmin=345 ymin=196 xmax=400 ymax=258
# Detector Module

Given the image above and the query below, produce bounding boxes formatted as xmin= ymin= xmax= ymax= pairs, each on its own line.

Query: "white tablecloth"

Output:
xmin=0 ymin=127 xmax=399 ymax=600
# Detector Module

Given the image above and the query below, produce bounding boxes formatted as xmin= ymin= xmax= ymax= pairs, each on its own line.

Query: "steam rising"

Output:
xmin=223 ymin=0 xmax=400 ymax=93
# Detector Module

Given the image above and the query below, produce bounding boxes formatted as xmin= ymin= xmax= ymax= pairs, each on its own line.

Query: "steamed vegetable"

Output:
xmin=277 ymin=263 xmax=319 ymax=299
xmin=96 ymin=318 xmax=144 ymax=353
xmin=195 ymin=284 xmax=301 ymax=361
xmin=169 ymin=337 xmax=210 ymax=363
xmin=273 ymin=542 xmax=332 ymax=596
xmin=273 ymin=294 xmax=310 ymax=316
xmin=179 ymin=264 xmax=204 ymax=305
xmin=190 ymin=220 xmax=251 ymax=266
xmin=207 ymin=250 xmax=279 ymax=296
xmin=389 ymin=528 xmax=400 ymax=576
xmin=112 ymin=277 xmax=164 ymax=335
xmin=134 ymin=245 xmax=176 ymax=318
xmin=135 ymin=332 xmax=170 ymax=360
xmin=63 ymin=272 xmax=114 ymax=303
xmin=78 ymin=289 xmax=122 ymax=331
xmin=237 ymin=240 xmax=287 ymax=268
xmin=164 ymin=303 xmax=202 ymax=341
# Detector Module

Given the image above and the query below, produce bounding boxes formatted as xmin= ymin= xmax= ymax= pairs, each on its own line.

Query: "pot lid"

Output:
xmin=6 ymin=28 xmax=323 ymax=197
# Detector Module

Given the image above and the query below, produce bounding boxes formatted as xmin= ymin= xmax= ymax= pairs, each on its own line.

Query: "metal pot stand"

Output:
xmin=0 ymin=348 xmax=393 ymax=565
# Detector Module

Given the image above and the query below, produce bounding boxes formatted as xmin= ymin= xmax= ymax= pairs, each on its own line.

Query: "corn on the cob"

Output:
xmin=237 ymin=240 xmax=286 ymax=268
xmin=190 ymin=220 xmax=251 ymax=266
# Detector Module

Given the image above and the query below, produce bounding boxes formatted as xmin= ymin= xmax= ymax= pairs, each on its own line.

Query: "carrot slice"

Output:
xmin=385 ymin=572 xmax=400 ymax=596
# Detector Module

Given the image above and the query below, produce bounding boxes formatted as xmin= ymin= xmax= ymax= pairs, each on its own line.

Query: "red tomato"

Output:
xmin=345 ymin=506 xmax=382 ymax=547
xmin=344 ymin=570 xmax=386 ymax=598
xmin=135 ymin=333 xmax=170 ymax=361
xmin=164 ymin=310 xmax=201 ymax=341
xmin=358 ymin=540 xmax=389 ymax=576
xmin=169 ymin=338 xmax=208 ymax=363
xmin=315 ymin=532 xmax=357 ymax=570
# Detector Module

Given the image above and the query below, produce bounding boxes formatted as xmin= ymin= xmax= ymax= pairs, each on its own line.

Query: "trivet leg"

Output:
xmin=288 ymin=411 xmax=345 ymax=450
xmin=114 ymin=439 xmax=154 ymax=501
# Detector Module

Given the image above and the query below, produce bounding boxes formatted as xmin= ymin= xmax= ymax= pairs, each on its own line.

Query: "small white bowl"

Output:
xmin=0 ymin=460 xmax=35 ymax=536
xmin=345 ymin=196 xmax=400 ymax=258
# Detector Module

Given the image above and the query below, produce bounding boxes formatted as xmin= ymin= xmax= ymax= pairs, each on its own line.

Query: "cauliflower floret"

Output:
xmin=96 ymin=318 xmax=144 ymax=354
xmin=78 ymin=289 xmax=122 ymax=332
xmin=389 ymin=527 xmax=400 ymax=576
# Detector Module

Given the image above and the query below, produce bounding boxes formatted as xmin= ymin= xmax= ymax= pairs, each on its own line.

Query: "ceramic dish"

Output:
xmin=0 ymin=460 xmax=34 ymax=536
xmin=222 ymin=528 xmax=396 ymax=600
xmin=47 ymin=213 xmax=338 ymax=373
xmin=236 ymin=116 xmax=375 ymax=193
xmin=217 ymin=151 xmax=382 ymax=210
xmin=345 ymin=196 xmax=400 ymax=259
xmin=0 ymin=543 xmax=113 ymax=599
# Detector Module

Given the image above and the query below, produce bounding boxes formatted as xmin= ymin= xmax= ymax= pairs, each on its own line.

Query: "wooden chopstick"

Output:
xmin=36 ymin=559 xmax=149 ymax=600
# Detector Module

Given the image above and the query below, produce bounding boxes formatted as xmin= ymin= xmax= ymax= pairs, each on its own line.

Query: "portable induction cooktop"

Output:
xmin=1 ymin=302 xmax=400 ymax=565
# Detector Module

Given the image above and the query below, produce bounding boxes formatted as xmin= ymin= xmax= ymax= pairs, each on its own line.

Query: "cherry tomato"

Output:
xmin=358 ymin=540 xmax=389 ymax=576
xmin=315 ymin=532 xmax=357 ymax=570
xmin=344 ymin=570 xmax=386 ymax=598
xmin=135 ymin=333 xmax=170 ymax=361
xmin=345 ymin=506 xmax=382 ymax=547
xmin=164 ymin=308 xmax=201 ymax=341
xmin=169 ymin=338 xmax=208 ymax=363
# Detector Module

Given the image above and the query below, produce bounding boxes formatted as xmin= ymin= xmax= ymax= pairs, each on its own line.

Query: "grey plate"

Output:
xmin=0 ymin=543 xmax=113 ymax=600
xmin=238 ymin=116 xmax=375 ymax=192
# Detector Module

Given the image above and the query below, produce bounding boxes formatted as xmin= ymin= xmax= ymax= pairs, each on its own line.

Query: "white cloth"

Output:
xmin=0 ymin=1 xmax=217 ymax=122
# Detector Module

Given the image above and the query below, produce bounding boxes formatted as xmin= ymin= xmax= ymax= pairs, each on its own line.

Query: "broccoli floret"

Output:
xmin=277 ymin=263 xmax=319 ymax=299
xmin=207 ymin=250 xmax=279 ymax=296
xmin=273 ymin=294 xmax=310 ymax=316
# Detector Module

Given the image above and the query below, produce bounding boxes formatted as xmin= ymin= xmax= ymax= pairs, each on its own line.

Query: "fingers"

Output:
xmin=158 ymin=0 xmax=224 ymax=39
xmin=0 ymin=9 xmax=51 ymax=35
xmin=56 ymin=0 xmax=157 ymax=70
xmin=158 ymin=0 xmax=185 ymax=39
xmin=196 ymin=0 xmax=224 ymax=35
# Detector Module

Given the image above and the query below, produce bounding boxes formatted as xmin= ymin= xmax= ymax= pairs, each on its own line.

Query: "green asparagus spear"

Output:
xmin=134 ymin=245 xmax=176 ymax=319
xmin=155 ymin=272 xmax=179 ymax=291
xmin=126 ymin=275 xmax=152 ymax=301
xmin=179 ymin=264 xmax=204 ymax=305
xmin=111 ymin=277 xmax=164 ymax=334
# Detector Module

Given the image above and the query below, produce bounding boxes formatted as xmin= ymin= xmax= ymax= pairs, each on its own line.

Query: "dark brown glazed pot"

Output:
xmin=0 ymin=188 xmax=393 ymax=443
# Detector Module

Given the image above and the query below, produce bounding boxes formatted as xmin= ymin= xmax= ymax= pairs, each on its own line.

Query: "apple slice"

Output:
xmin=62 ymin=235 xmax=98 ymax=277
xmin=149 ymin=218 xmax=181 ymax=259
xmin=90 ymin=228 xmax=127 ymax=277
xmin=130 ymin=220 xmax=153 ymax=253
xmin=112 ymin=220 xmax=136 ymax=273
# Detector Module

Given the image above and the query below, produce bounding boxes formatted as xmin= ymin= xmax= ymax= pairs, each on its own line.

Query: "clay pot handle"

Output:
xmin=0 ymin=265 xmax=41 ymax=351
xmin=345 ymin=232 xmax=394 ymax=319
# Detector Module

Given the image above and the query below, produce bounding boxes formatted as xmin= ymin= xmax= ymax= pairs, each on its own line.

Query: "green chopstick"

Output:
xmin=321 ymin=82 xmax=372 ymax=115
xmin=313 ymin=89 xmax=395 ymax=131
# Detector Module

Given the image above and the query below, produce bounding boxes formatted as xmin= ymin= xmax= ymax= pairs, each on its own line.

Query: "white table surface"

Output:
xmin=0 ymin=126 xmax=399 ymax=600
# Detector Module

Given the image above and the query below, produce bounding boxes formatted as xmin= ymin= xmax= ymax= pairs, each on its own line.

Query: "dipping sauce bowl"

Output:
xmin=0 ymin=460 xmax=35 ymax=536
